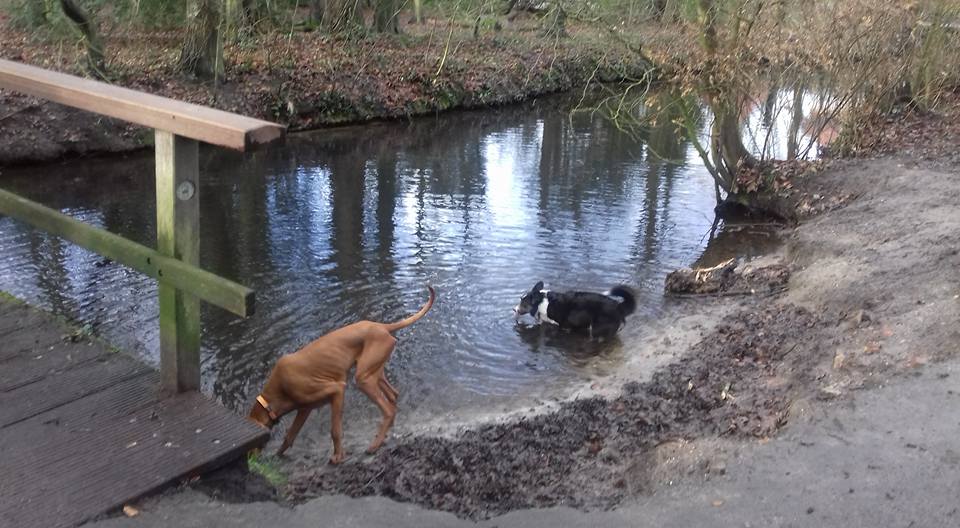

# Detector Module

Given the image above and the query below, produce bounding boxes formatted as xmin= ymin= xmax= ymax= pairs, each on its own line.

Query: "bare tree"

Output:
xmin=224 ymin=0 xmax=266 ymax=36
xmin=179 ymin=0 xmax=224 ymax=81
xmin=373 ymin=0 xmax=401 ymax=33
xmin=312 ymin=0 xmax=363 ymax=34
xmin=59 ymin=0 xmax=107 ymax=80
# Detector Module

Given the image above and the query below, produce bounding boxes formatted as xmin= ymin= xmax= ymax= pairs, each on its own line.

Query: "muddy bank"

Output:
xmin=0 ymin=19 xmax=648 ymax=165
xmin=285 ymin=301 xmax=822 ymax=519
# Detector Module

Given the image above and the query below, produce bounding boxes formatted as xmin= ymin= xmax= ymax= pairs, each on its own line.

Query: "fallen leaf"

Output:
xmin=863 ymin=342 xmax=881 ymax=354
xmin=712 ymin=500 xmax=724 ymax=507
xmin=832 ymin=350 xmax=846 ymax=370
xmin=122 ymin=505 xmax=139 ymax=517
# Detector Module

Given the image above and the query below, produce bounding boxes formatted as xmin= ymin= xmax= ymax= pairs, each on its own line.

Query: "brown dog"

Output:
xmin=248 ymin=286 xmax=435 ymax=464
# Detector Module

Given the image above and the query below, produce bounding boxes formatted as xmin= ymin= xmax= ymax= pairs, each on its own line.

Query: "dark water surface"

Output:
xmin=0 ymin=96 xmax=787 ymax=431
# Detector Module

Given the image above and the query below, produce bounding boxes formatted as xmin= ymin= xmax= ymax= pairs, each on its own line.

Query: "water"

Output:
xmin=0 ymin=93 xmax=789 ymax=437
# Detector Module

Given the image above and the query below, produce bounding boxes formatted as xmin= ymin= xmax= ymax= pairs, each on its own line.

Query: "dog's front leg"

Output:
xmin=277 ymin=408 xmax=312 ymax=456
xmin=328 ymin=390 xmax=346 ymax=464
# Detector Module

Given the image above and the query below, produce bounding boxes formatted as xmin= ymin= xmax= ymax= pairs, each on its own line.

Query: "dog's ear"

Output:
xmin=533 ymin=281 xmax=544 ymax=292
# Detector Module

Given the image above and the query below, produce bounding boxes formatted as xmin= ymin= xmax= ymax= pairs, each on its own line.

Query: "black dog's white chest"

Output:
xmin=535 ymin=295 xmax=559 ymax=325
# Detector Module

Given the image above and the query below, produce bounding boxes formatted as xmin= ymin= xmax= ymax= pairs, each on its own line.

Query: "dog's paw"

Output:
xmin=328 ymin=452 xmax=346 ymax=465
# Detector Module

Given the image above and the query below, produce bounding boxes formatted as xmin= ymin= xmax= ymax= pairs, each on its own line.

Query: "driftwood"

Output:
xmin=665 ymin=258 xmax=790 ymax=296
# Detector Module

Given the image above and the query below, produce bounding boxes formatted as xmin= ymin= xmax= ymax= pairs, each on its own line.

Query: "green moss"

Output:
xmin=247 ymin=452 xmax=288 ymax=488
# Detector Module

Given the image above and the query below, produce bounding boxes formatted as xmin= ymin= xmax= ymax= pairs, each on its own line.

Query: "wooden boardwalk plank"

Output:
xmin=0 ymin=298 xmax=269 ymax=528
xmin=0 ymin=354 xmax=152 ymax=427
xmin=0 ymin=307 xmax=52 ymax=345
xmin=0 ymin=373 xmax=267 ymax=528
xmin=0 ymin=339 xmax=108 ymax=391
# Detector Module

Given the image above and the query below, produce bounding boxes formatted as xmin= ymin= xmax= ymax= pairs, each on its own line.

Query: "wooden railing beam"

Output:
xmin=0 ymin=59 xmax=285 ymax=151
xmin=0 ymin=189 xmax=255 ymax=318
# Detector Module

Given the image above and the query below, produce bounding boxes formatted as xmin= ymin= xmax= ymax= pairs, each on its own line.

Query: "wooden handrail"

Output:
xmin=0 ymin=189 xmax=254 ymax=317
xmin=0 ymin=61 xmax=285 ymax=393
xmin=0 ymin=59 xmax=285 ymax=151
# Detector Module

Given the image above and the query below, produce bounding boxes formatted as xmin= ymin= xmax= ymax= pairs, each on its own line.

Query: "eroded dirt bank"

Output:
xmin=289 ymin=303 xmax=821 ymax=518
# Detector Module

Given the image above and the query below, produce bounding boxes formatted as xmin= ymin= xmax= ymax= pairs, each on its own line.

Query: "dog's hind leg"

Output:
xmin=356 ymin=346 xmax=399 ymax=453
xmin=379 ymin=370 xmax=398 ymax=404
xmin=328 ymin=388 xmax=346 ymax=464
xmin=277 ymin=408 xmax=312 ymax=456
xmin=357 ymin=374 xmax=397 ymax=454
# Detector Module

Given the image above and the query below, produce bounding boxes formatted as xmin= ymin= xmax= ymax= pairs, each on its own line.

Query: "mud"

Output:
xmin=285 ymin=302 xmax=822 ymax=519
xmin=664 ymin=258 xmax=790 ymax=296
xmin=0 ymin=93 xmax=148 ymax=166
xmin=191 ymin=463 xmax=280 ymax=505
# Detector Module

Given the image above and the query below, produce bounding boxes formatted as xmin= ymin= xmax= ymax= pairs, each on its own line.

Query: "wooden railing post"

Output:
xmin=155 ymin=131 xmax=201 ymax=393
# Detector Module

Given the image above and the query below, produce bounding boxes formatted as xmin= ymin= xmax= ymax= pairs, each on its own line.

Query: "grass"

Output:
xmin=247 ymin=451 xmax=288 ymax=488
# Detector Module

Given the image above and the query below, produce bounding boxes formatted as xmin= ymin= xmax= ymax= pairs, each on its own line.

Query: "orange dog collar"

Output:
xmin=256 ymin=394 xmax=278 ymax=422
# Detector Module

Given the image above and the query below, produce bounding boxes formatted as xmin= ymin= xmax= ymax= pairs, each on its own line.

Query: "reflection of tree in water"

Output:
xmin=327 ymin=144 xmax=366 ymax=289
xmin=374 ymin=151 xmax=397 ymax=293
xmin=536 ymin=113 xmax=613 ymax=243
xmin=28 ymin=231 xmax=70 ymax=314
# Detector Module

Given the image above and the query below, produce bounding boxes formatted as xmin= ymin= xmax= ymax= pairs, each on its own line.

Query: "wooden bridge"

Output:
xmin=0 ymin=59 xmax=285 ymax=527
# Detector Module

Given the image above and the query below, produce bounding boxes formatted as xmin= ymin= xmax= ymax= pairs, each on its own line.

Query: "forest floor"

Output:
xmin=0 ymin=12 xmax=649 ymax=165
xmin=82 ymin=95 xmax=960 ymax=526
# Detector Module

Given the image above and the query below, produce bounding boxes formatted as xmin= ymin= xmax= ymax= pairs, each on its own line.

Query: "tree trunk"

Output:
xmin=412 ymin=0 xmax=422 ymax=24
xmin=179 ymin=0 xmax=224 ymax=81
xmin=696 ymin=0 xmax=718 ymax=54
xmin=652 ymin=0 xmax=668 ymax=21
xmin=27 ymin=0 xmax=54 ymax=27
xmin=695 ymin=0 xmax=757 ymax=194
xmin=310 ymin=0 xmax=324 ymax=25
xmin=373 ymin=0 xmax=400 ymax=33
xmin=787 ymin=85 xmax=805 ymax=159
xmin=59 ymin=0 xmax=107 ymax=80
xmin=223 ymin=0 xmax=253 ymax=36
xmin=226 ymin=0 xmax=265 ymax=33
xmin=316 ymin=0 xmax=363 ymax=34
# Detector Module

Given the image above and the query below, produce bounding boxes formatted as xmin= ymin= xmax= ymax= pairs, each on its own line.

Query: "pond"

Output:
xmin=0 ymin=90 xmax=806 ymax=445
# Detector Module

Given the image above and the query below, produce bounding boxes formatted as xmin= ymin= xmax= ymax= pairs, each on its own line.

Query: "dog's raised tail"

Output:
xmin=384 ymin=285 xmax=436 ymax=332
xmin=609 ymin=285 xmax=636 ymax=317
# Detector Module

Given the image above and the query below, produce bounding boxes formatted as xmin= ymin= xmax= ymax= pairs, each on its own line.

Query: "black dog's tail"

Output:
xmin=608 ymin=286 xmax=636 ymax=317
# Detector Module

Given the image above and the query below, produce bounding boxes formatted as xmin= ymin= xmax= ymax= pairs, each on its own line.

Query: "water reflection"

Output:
xmin=0 ymin=91 xmax=793 ymax=428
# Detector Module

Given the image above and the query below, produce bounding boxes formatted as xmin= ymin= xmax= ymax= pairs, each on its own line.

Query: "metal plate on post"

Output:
xmin=177 ymin=181 xmax=196 ymax=201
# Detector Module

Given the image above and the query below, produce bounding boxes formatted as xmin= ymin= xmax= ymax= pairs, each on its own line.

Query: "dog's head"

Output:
xmin=513 ymin=281 xmax=545 ymax=317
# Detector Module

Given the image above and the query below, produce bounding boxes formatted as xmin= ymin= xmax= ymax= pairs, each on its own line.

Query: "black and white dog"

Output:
xmin=513 ymin=281 xmax=637 ymax=337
